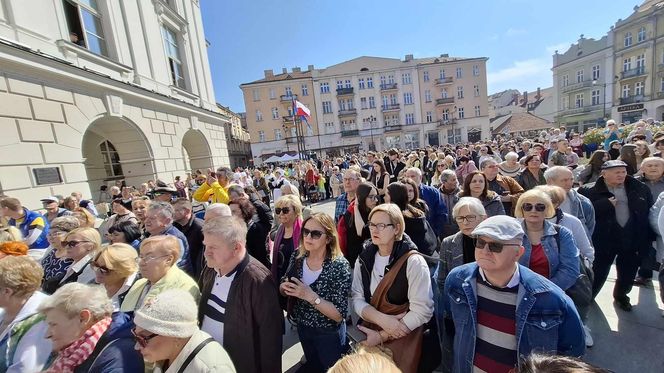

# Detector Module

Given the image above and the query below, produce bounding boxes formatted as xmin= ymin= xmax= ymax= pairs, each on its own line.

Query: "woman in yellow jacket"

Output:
xmin=192 ymin=167 xmax=231 ymax=204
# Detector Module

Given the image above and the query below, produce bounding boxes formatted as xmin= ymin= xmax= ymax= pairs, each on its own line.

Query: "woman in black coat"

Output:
xmin=229 ymin=197 xmax=272 ymax=269
xmin=337 ymin=182 xmax=378 ymax=267
xmin=385 ymin=182 xmax=437 ymax=256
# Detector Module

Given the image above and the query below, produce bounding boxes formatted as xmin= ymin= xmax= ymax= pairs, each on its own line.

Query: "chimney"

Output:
xmin=404 ymin=54 xmax=413 ymax=62
xmin=282 ymin=68 xmax=288 ymax=74
xmin=512 ymin=93 xmax=519 ymax=105
xmin=307 ymin=64 xmax=314 ymax=71
xmin=264 ymin=69 xmax=273 ymax=78
xmin=292 ymin=67 xmax=301 ymax=73
xmin=522 ymin=91 xmax=528 ymax=106
xmin=536 ymin=87 xmax=541 ymax=99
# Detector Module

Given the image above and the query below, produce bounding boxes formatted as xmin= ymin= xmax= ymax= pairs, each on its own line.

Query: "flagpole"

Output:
xmin=292 ymin=98 xmax=299 ymax=158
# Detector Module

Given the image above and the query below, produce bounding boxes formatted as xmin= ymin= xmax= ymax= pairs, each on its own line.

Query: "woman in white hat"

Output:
xmin=133 ymin=289 xmax=236 ymax=373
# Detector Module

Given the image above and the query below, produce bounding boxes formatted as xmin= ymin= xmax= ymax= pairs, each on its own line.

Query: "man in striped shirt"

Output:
xmin=442 ymin=215 xmax=585 ymax=373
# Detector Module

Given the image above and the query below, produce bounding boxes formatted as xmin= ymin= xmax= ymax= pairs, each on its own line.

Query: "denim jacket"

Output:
xmin=518 ymin=220 xmax=580 ymax=291
xmin=567 ymin=189 xmax=595 ymax=237
xmin=442 ymin=263 xmax=585 ymax=373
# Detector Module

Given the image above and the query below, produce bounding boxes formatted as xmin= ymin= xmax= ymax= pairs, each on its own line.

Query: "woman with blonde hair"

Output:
xmin=58 ymin=227 xmax=102 ymax=288
xmin=0 ymin=223 xmax=22 ymax=243
xmin=71 ymin=207 xmax=95 ymax=229
xmin=271 ymin=194 xmax=304 ymax=280
xmin=91 ymin=243 xmax=139 ymax=312
xmin=327 ymin=346 xmax=402 ymax=373
xmin=279 ymin=212 xmax=352 ymax=372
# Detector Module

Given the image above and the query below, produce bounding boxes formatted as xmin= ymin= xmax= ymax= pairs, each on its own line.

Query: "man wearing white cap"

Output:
xmin=442 ymin=215 xmax=584 ymax=373
xmin=40 ymin=196 xmax=72 ymax=224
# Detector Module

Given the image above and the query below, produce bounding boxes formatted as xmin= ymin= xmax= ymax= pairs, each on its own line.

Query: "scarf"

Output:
xmin=45 ymin=317 xmax=112 ymax=373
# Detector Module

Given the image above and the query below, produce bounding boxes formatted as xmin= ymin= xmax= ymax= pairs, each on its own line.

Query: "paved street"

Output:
xmin=282 ymin=200 xmax=664 ymax=373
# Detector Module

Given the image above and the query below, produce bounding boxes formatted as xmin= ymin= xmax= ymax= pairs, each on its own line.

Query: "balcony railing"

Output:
xmin=435 ymin=97 xmax=455 ymax=106
xmin=619 ymin=95 xmax=645 ymax=105
xmin=338 ymin=108 xmax=357 ymax=117
xmin=434 ymin=77 xmax=453 ymax=86
xmin=286 ymin=137 xmax=297 ymax=144
xmin=621 ymin=67 xmax=647 ymax=79
xmin=380 ymin=83 xmax=398 ymax=91
xmin=336 ymin=87 xmax=354 ymax=96
xmin=384 ymin=124 xmax=402 ymax=132
xmin=280 ymin=94 xmax=297 ymax=102
xmin=282 ymin=115 xmax=294 ymax=123
xmin=560 ymin=104 xmax=604 ymax=116
xmin=341 ymin=129 xmax=359 ymax=137
xmin=437 ymin=119 xmax=457 ymax=127
xmin=381 ymin=104 xmax=401 ymax=111
xmin=561 ymin=80 xmax=593 ymax=93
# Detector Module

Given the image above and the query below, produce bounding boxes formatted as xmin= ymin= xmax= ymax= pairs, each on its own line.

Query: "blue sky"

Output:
xmin=201 ymin=0 xmax=634 ymax=113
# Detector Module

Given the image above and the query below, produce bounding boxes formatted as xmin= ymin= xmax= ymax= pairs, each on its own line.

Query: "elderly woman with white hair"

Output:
xmin=39 ymin=283 xmax=144 ymax=372
xmin=499 ymin=151 xmax=522 ymax=178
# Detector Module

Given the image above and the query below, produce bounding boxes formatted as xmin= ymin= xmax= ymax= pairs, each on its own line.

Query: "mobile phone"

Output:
xmin=346 ymin=325 xmax=367 ymax=343
xmin=209 ymin=172 xmax=217 ymax=178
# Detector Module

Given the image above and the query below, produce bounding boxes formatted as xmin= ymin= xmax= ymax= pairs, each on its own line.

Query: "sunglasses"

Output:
xmin=61 ymin=240 xmax=90 ymax=248
xmin=474 ymin=237 xmax=519 ymax=253
xmin=275 ymin=207 xmax=291 ymax=215
xmin=131 ymin=328 xmax=158 ymax=348
xmin=302 ymin=228 xmax=325 ymax=239
xmin=91 ymin=262 xmax=111 ymax=274
xmin=522 ymin=203 xmax=546 ymax=212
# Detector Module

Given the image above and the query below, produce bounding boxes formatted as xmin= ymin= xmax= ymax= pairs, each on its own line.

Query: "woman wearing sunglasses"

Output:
xmin=271 ymin=194 xmax=303 ymax=280
xmin=337 ymin=182 xmax=378 ymax=268
xmin=459 ymin=171 xmax=506 ymax=217
xmin=91 ymin=243 xmax=138 ymax=312
xmin=351 ymin=203 xmax=433 ymax=373
xmin=40 ymin=216 xmax=79 ymax=294
xmin=58 ymin=227 xmax=102 ymax=289
xmin=514 ymin=190 xmax=580 ymax=293
xmin=280 ymin=213 xmax=352 ymax=372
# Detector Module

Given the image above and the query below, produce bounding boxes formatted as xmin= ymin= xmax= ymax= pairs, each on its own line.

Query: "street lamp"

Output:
xmin=368 ymin=115 xmax=376 ymax=151
xmin=592 ymin=79 xmax=607 ymax=127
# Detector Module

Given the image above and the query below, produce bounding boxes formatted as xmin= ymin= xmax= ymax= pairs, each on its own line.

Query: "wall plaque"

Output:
xmin=33 ymin=167 xmax=63 ymax=185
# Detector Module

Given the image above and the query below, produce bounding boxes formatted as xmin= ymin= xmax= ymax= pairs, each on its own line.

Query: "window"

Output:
xmin=368 ymin=96 xmax=376 ymax=108
xmin=591 ymin=89 xmax=600 ymax=105
xmin=404 ymin=132 xmax=419 ymax=149
xmin=388 ymin=75 xmax=395 ymax=84
xmin=575 ymin=93 xmax=584 ymax=108
xmin=274 ymin=129 xmax=282 ymax=140
xmin=405 ymin=113 xmax=414 ymax=124
xmin=345 ymin=80 xmax=352 ymax=88
xmin=425 ymin=90 xmax=432 ymax=102
xmin=661 ymin=77 xmax=664 ymax=92
xmin=325 ymin=122 xmax=335 ymax=134
xmin=360 ymin=97 xmax=367 ymax=109
xmin=271 ymin=107 xmax=279 ymax=119
xmin=285 ymin=87 xmax=292 ymax=97
xmin=635 ymin=81 xmax=644 ymax=96
xmin=474 ymin=105 xmax=480 ymax=116
xmin=255 ymin=109 xmax=263 ymax=121
xmin=358 ymin=78 xmax=365 ymax=90
xmin=439 ymin=69 xmax=445 ymax=79
xmin=561 ymin=97 xmax=568 ymax=110
xmin=456 ymin=67 xmax=463 ymax=78
xmin=638 ymin=27 xmax=646 ymax=42
xmin=636 ymin=54 xmax=645 ymax=72
xmin=622 ymin=84 xmax=630 ymax=98
xmin=473 ymin=65 xmax=480 ymax=76
xmin=561 ymin=74 xmax=569 ymax=87
xmin=301 ymin=84 xmax=308 ymax=96
xmin=458 ymin=107 xmax=464 ymax=119
xmin=382 ymin=95 xmax=389 ymax=107
xmin=404 ymin=92 xmax=413 ymax=105
xmin=624 ymin=32 xmax=632 ymax=47
xmin=100 ymin=140 xmax=123 ymax=177
xmin=367 ymin=77 xmax=373 ymax=88
xmin=623 ymin=58 xmax=632 ymax=72
xmin=457 ymin=86 xmax=464 ymax=99
xmin=338 ymin=99 xmax=346 ymax=111
xmin=384 ymin=114 xmax=399 ymax=126
xmin=423 ymin=71 xmax=429 ymax=82
xmin=592 ymin=65 xmax=600 ymax=80
xmin=389 ymin=94 xmax=398 ymax=105
xmin=402 ymin=73 xmax=412 ymax=85
xmin=576 ymin=69 xmax=584 ymax=83
xmin=442 ymin=109 xmax=450 ymax=121
xmin=474 ymin=85 xmax=480 ymax=97
xmin=447 ymin=129 xmax=461 ymax=144
xmin=442 ymin=89 xmax=448 ymax=98
xmin=336 ymin=80 xmax=344 ymax=90
xmin=269 ymin=88 xmax=276 ymax=99
xmin=161 ymin=26 xmax=185 ymax=89
xmin=62 ymin=0 xmax=108 ymax=56
xmin=426 ymin=111 xmax=433 ymax=123
xmin=258 ymin=131 xmax=265 ymax=142
xmin=322 ymin=101 xmax=332 ymax=114
xmin=252 ymin=89 xmax=260 ymax=101
xmin=320 ymin=82 xmax=330 ymax=93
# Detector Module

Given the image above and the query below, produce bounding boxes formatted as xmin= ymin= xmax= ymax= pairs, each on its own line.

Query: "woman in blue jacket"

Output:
xmin=515 ymin=189 xmax=580 ymax=291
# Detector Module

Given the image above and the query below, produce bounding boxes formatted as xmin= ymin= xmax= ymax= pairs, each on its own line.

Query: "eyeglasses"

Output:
xmin=367 ymin=222 xmax=394 ymax=231
xmin=275 ymin=207 xmax=291 ymax=215
xmin=302 ymin=228 xmax=325 ymax=239
xmin=131 ymin=328 xmax=158 ymax=348
xmin=474 ymin=237 xmax=519 ymax=253
xmin=455 ymin=215 xmax=478 ymax=224
xmin=91 ymin=262 xmax=112 ymax=274
xmin=137 ymin=254 xmax=170 ymax=264
xmin=522 ymin=203 xmax=546 ymax=212
xmin=61 ymin=240 xmax=90 ymax=248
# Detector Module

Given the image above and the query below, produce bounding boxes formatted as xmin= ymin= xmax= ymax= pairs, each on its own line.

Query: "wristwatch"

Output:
xmin=311 ymin=296 xmax=321 ymax=306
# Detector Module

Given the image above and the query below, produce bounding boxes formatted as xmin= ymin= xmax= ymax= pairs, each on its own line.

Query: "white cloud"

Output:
xmin=487 ymin=57 xmax=552 ymax=94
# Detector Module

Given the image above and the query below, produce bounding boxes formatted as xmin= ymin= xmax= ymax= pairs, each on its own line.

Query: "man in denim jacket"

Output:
xmin=442 ymin=215 xmax=585 ymax=373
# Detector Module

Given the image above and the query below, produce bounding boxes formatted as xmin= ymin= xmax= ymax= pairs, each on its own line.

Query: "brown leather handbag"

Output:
xmin=363 ymin=250 xmax=424 ymax=373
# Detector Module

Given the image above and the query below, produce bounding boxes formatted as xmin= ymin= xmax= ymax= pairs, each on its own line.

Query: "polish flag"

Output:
xmin=294 ymin=100 xmax=311 ymax=119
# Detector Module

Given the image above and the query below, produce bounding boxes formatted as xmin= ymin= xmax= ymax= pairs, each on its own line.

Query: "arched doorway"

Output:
xmin=82 ymin=116 xmax=155 ymax=190
xmin=182 ymin=129 xmax=213 ymax=173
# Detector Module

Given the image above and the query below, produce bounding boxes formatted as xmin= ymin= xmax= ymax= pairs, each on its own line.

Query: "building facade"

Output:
xmin=241 ymin=54 xmax=490 ymax=161
xmin=0 ymin=0 xmax=231 ymax=208
xmin=218 ymin=106 xmax=252 ymax=168
xmin=552 ymin=34 xmax=614 ymax=134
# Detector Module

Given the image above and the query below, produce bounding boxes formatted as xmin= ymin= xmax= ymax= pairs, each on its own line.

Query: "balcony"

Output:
xmin=384 ymin=124 xmax=402 ymax=132
xmin=560 ymin=104 xmax=603 ymax=116
xmin=341 ymin=129 xmax=359 ymax=137
xmin=621 ymin=67 xmax=647 ymax=80
xmin=336 ymin=87 xmax=354 ymax=96
xmin=286 ymin=137 xmax=298 ymax=144
xmin=380 ymin=83 xmax=398 ymax=91
xmin=435 ymin=97 xmax=455 ymax=106
xmin=280 ymin=94 xmax=297 ymax=103
xmin=437 ymin=119 xmax=457 ymax=127
xmin=619 ymin=95 xmax=645 ymax=105
xmin=338 ymin=108 xmax=357 ymax=117
xmin=434 ymin=77 xmax=453 ymax=86
xmin=381 ymin=104 xmax=400 ymax=112
xmin=282 ymin=115 xmax=294 ymax=123
xmin=561 ymin=80 xmax=593 ymax=93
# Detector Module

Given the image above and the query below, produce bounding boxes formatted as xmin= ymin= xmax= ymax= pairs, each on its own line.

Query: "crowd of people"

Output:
xmin=0 ymin=119 xmax=662 ymax=373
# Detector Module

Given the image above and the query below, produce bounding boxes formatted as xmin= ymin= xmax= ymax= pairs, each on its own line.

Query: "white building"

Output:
xmin=0 ymin=0 xmax=230 ymax=208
